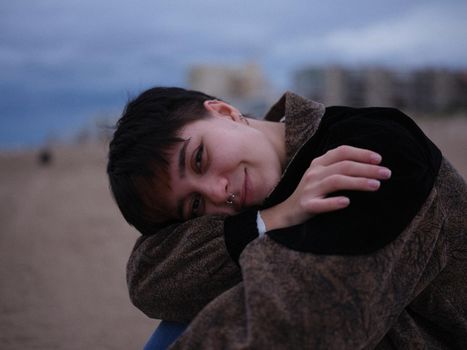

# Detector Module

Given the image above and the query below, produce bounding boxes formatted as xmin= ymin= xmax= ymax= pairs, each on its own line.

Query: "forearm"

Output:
xmin=259 ymin=201 xmax=295 ymax=231
xmin=127 ymin=216 xmax=241 ymax=321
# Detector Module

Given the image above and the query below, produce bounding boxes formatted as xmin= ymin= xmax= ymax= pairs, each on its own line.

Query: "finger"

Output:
xmin=312 ymin=145 xmax=382 ymax=167
xmin=301 ymin=196 xmax=350 ymax=214
xmin=316 ymin=174 xmax=381 ymax=194
xmin=322 ymin=160 xmax=391 ymax=180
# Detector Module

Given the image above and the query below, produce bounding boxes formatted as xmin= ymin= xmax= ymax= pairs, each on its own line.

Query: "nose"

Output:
xmin=200 ymin=176 xmax=229 ymax=206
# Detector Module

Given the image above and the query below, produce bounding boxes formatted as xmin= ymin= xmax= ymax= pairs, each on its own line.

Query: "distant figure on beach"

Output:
xmin=38 ymin=148 xmax=52 ymax=166
xmin=108 ymin=87 xmax=467 ymax=349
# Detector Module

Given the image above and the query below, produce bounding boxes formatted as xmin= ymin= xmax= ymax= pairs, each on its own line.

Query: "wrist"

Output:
xmin=260 ymin=202 xmax=293 ymax=231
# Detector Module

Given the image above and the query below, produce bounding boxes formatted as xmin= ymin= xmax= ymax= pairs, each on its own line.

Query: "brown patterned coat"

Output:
xmin=127 ymin=93 xmax=467 ymax=349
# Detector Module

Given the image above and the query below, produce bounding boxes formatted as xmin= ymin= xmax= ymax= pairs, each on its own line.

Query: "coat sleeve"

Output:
xmin=126 ymin=215 xmax=242 ymax=322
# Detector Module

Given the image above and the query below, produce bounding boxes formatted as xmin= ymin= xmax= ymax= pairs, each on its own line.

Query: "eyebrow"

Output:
xmin=176 ymin=137 xmax=191 ymax=220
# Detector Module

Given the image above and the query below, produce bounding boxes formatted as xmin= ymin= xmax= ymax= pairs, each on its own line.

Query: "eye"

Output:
xmin=194 ymin=143 xmax=204 ymax=173
xmin=190 ymin=194 xmax=204 ymax=218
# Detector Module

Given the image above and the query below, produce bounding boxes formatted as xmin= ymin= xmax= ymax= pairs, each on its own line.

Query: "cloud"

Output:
xmin=1 ymin=0 xmax=466 ymax=147
xmin=4 ymin=0 xmax=461 ymax=93
xmin=270 ymin=2 xmax=467 ymax=68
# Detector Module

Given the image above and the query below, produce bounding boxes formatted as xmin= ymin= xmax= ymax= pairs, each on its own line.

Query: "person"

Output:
xmin=108 ymin=87 xmax=467 ymax=349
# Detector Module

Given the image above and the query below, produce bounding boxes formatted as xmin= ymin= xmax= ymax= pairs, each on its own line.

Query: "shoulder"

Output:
xmin=317 ymin=107 xmax=441 ymax=177
xmin=321 ymin=106 xmax=425 ymax=143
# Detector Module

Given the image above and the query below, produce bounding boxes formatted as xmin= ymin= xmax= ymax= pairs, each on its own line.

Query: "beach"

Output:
xmin=0 ymin=142 xmax=155 ymax=349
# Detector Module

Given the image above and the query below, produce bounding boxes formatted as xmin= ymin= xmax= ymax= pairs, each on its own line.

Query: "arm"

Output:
xmin=260 ymin=145 xmax=389 ymax=231
xmin=127 ymin=216 xmax=242 ymax=321
xmin=266 ymin=107 xmax=442 ymax=254
xmin=225 ymin=144 xmax=391 ymax=262
xmin=172 ymin=197 xmax=445 ymax=349
xmin=127 ymin=145 xmax=390 ymax=320
xmin=170 ymin=107 xmax=447 ymax=348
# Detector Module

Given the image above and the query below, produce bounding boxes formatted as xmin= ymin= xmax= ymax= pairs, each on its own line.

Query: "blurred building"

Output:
xmin=188 ymin=62 xmax=274 ymax=117
xmin=294 ymin=66 xmax=467 ymax=113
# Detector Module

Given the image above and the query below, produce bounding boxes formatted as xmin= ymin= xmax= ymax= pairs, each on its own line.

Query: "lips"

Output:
xmin=232 ymin=168 xmax=248 ymax=212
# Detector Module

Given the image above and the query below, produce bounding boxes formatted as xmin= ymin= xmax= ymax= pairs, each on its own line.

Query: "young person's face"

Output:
xmin=164 ymin=100 xmax=284 ymax=221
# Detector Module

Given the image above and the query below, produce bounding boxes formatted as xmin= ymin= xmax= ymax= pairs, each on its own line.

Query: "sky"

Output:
xmin=1 ymin=0 xmax=466 ymax=148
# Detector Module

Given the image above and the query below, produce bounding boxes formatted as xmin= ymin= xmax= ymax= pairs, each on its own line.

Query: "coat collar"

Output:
xmin=264 ymin=91 xmax=326 ymax=165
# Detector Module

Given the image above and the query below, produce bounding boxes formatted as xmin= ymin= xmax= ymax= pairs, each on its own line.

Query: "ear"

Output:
xmin=203 ymin=100 xmax=242 ymax=122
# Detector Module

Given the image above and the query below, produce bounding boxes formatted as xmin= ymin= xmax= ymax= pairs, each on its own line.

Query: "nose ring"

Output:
xmin=226 ymin=193 xmax=236 ymax=206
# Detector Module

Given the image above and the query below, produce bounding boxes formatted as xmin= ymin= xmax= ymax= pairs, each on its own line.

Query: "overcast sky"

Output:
xmin=1 ymin=0 xmax=466 ymax=148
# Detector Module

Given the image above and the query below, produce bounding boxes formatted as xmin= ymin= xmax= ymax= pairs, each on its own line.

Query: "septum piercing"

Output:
xmin=226 ymin=193 xmax=236 ymax=205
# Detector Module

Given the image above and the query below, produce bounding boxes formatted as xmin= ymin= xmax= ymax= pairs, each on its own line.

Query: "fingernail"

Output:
xmin=368 ymin=179 xmax=380 ymax=189
xmin=338 ymin=198 xmax=350 ymax=206
xmin=379 ymin=168 xmax=391 ymax=179
xmin=371 ymin=153 xmax=382 ymax=163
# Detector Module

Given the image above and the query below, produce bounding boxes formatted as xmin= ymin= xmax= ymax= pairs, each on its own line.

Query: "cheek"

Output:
xmin=214 ymin=143 xmax=245 ymax=167
xmin=263 ymin=152 xmax=283 ymax=187
xmin=251 ymin=157 xmax=282 ymax=201
xmin=265 ymin=167 xmax=281 ymax=192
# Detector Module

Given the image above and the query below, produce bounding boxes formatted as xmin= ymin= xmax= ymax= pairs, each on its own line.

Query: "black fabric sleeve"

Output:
xmin=267 ymin=107 xmax=442 ymax=255
xmin=224 ymin=208 xmax=259 ymax=264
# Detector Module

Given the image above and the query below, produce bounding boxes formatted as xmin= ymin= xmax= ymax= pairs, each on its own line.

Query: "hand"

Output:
xmin=260 ymin=146 xmax=391 ymax=231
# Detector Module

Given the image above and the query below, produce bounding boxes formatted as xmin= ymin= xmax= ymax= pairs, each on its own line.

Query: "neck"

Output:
xmin=249 ymin=118 xmax=287 ymax=169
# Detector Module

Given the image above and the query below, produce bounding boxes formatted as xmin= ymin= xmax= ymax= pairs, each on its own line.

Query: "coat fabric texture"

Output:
xmin=126 ymin=92 xmax=467 ymax=349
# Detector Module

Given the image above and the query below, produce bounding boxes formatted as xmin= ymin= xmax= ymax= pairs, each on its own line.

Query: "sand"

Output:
xmin=0 ymin=142 xmax=155 ymax=349
xmin=0 ymin=117 xmax=466 ymax=349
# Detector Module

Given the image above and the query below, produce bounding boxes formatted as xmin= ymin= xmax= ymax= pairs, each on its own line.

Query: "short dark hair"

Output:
xmin=107 ymin=87 xmax=217 ymax=235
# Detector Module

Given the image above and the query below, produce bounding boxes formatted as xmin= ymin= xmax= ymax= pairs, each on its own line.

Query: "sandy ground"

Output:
xmin=0 ymin=117 xmax=466 ymax=349
xmin=0 ymin=143 xmax=156 ymax=350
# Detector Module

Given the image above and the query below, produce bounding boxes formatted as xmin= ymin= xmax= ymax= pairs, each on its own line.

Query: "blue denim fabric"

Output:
xmin=143 ymin=321 xmax=189 ymax=350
